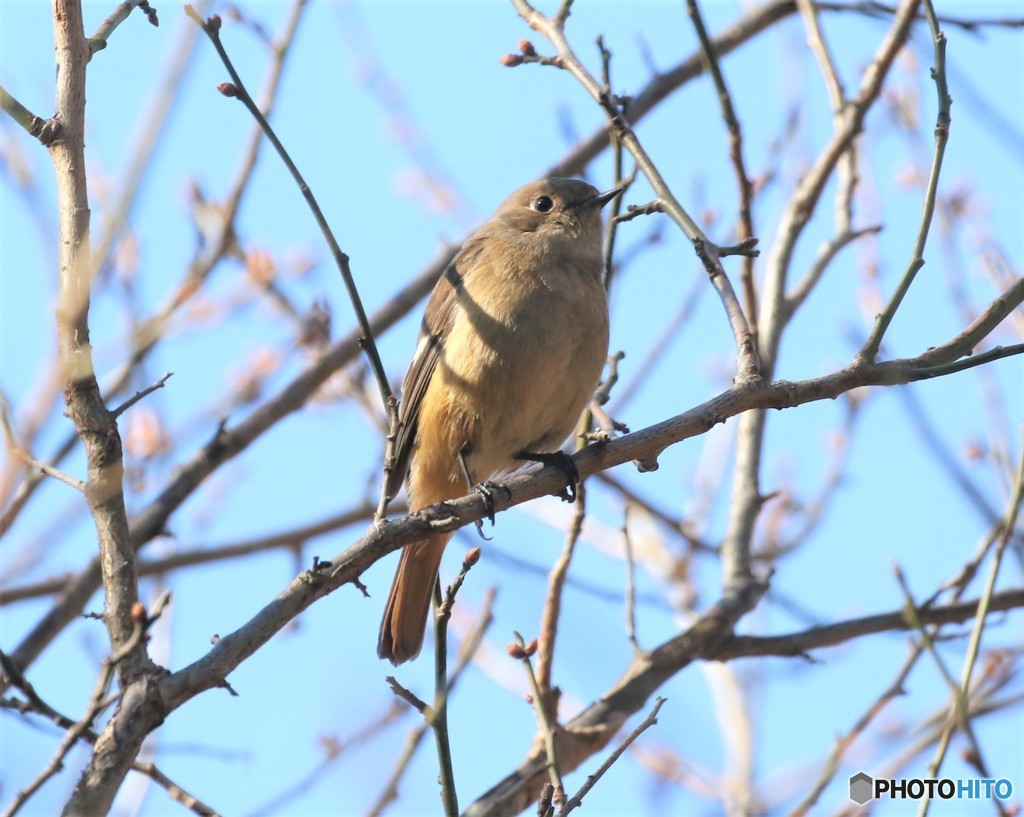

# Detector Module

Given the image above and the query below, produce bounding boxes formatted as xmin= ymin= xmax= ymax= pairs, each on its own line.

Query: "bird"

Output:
xmin=377 ymin=177 xmax=620 ymax=664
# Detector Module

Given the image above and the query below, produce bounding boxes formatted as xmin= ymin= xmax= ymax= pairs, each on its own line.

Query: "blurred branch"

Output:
xmin=1 ymin=244 xmax=452 ymax=692
xmin=893 ymin=566 xmax=990 ymax=778
xmin=786 ymin=0 xmax=870 ymax=321
xmin=335 ymin=2 xmax=474 ymax=229
xmin=761 ymin=0 xmax=920 ymax=370
xmin=764 ymin=394 xmax=864 ymax=556
xmin=816 ymin=1 xmax=1024 ymax=33
xmin=6 ymin=307 xmax=1011 ymax=811
xmin=465 ymin=583 xmax=766 ymax=817
xmin=1 ymin=648 xmax=218 ymax=817
xmin=0 ymin=429 xmax=78 ymax=539
xmin=3 ymin=592 xmax=171 ymax=817
xmin=785 ymin=225 xmax=882 ymax=316
xmin=895 ymin=386 xmax=1021 ymax=553
xmin=790 ymin=643 xmax=924 ymax=816
xmin=712 ymin=589 xmax=1024 ymax=660
xmin=0 ymin=0 xmax=306 ymax=536
xmin=622 ymin=507 xmax=640 ymax=650
xmin=868 ymin=692 xmax=1022 ymax=817
xmin=923 ymin=441 xmax=1024 ymax=808
xmin=797 ymin=0 xmax=859 ymax=247
xmin=545 ymin=0 xmax=803 ymax=179
xmin=726 ymin=0 xmax=918 ymax=602
xmin=248 ymin=702 xmax=404 ymax=817
xmin=1 ymin=500 xmax=383 ymax=606
xmin=466 ymin=584 xmax=1023 ymax=816
xmin=90 ymin=0 xmax=208 ymax=282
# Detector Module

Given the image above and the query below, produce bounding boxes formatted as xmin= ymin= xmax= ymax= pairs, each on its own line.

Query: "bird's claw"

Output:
xmin=516 ymin=450 xmax=579 ymax=503
xmin=471 ymin=480 xmax=507 ymax=540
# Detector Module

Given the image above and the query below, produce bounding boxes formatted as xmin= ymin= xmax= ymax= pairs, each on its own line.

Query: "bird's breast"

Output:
xmin=434 ymin=263 xmax=609 ymax=480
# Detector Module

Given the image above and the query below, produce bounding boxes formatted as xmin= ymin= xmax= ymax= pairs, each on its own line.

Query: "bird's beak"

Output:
xmin=587 ymin=186 xmax=623 ymax=210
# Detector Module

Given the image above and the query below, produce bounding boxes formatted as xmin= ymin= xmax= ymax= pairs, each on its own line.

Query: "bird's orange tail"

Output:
xmin=377 ymin=533 xmax=449 ymax=664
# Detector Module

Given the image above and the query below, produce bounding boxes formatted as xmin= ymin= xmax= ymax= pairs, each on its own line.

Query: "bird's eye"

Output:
xmin=532 ymin=196 xmax=554 ymax=213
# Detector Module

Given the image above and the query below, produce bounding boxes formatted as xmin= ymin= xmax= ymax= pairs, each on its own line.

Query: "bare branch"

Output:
xmin=559 ymin=696 xmax=666 ymax=815
xmin=859 ymin=0 xmax=952 ymax=363
xmin=88 ymin=0 xmax=159 ymax=55
xmin=684 ymin=0 xmax=758 ymax=340
xmin=508 ymin=0 xmax=761 ymax=381
xmin=110 ymin=371 xmax=172 ymax=419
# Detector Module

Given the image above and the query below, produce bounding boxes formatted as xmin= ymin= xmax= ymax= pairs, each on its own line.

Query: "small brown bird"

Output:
xmin=377 ymin=177 xmax=620 ymax=664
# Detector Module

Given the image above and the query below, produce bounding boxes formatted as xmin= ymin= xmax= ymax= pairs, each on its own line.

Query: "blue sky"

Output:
xmin=1 ymin=1 xmax=1022 ymax=815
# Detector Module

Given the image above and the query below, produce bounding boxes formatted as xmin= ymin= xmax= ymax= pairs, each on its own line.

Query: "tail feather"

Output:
xmin=377 ymin=534 xmax=449 ymax=665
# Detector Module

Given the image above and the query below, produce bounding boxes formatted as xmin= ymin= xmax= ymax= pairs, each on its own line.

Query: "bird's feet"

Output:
xmin=516 ymin=450 xmax=579 ymax=503
xmin=470 ymin=480 xmax=509 ymax=540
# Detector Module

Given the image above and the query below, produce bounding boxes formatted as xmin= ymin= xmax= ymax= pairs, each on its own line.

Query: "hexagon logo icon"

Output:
xmin=849 ymin=771 xmax=874 ymax=805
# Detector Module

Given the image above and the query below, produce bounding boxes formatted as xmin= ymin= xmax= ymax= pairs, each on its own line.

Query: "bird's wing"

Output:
xmin=384 ymin=240 xmax=483 ymax=501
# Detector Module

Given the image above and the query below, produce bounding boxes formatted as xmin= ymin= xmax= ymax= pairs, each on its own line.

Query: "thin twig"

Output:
xmin=859 ymin=0 xmax=951 ymax=363
xmin=3 ymin=591 xmax=170 ymax=817
xmin=184 ymin=4 xmax=397 ymax=474
xmin=508 ymin=0 xmax=761 ymax=382
xmin=920 ymin=442 xmax=1024 ymax=816
xmin=110 ymin=371 xmax=173 ymax=418
xmin=559 ymin=696 xmax=666 ymax=815
xmin=429 ymin=547 xmax=482 ymax=817
xmin=0 ymin=85 xmax=52 ymax=142
xmin=514 ymin=632 xmax=565 ymax=809
xmin=0 ymin=653 xmax=219 ymax=817
xmin=536 ymin=483 xmax=587 ymax=707
xmin=622 ymin=506 xmax=640 ymax=651
xmin=385 ymin=677 xmax=429 ymax=715
xmin=796 ymin=0 xmax=859 ymax=244
xmin=685 ymin=0 xmax=758 ymax=342
xmin=785 ymin=226 xmax=882 ymax=317
xmin=88 ymin=0 xmax=158 ymax=54
xmin=816 ymin=1 xmax=1024 ymax=33
xmin=249 ymin=702 xmax=404 ymax=817
xmin=893 ymin=565 xmax=989 ymax=777
xmin=789 ymin=644 xmax=923 ymax=816
xmin=370 ymin=589 xmax=495 ymax=817
xmin=13 ymin=452 xmax=84 ymax=493
xmin=1 ymin=501 xmax=385 ymax=606
xmin=0 ymin=0 xmax=284 ymax=543
xmin=595 ymin=34 xmax=634 ymax=297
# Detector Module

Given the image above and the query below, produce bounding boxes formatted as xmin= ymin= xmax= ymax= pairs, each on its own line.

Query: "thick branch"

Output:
xmin=160 ymin=281 xmax=1024 ymax=711
xmin=465 ymin=587 xmax=1024 ymax=816
xmin=49 ymin=0 xmax=143 ymax=670
xmin=711 ymin=589 xmax=1024 ymax=659
xmin=3 ymin=246 xmax=454 ymax=688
